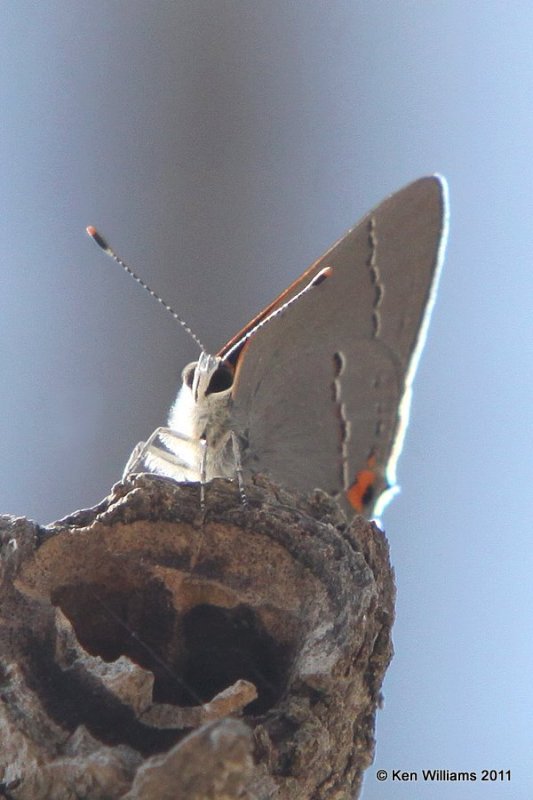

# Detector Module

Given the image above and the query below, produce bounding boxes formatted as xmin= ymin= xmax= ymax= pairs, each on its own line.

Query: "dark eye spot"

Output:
xmin=206 ymin=365 xmax=234 ymax=395
xmin=184 ymin=366 xmax=195 ymax=389
xmin=361 ymin=483 xmax=375 ymax=509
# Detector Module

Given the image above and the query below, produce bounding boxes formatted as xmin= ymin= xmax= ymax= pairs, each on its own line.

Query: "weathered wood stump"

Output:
xmin=0 ymin=474 xmax=394 ymax=799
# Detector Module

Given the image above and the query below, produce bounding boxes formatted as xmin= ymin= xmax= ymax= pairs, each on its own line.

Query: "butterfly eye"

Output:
xmin=206 ymin=364 xmax=234 ymax=395
xmin=182 ymin=364 xmax=197 ymax=389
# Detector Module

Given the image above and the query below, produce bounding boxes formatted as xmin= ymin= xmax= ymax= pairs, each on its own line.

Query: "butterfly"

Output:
xmin=88 ymin=175 xmax=448 ymax=518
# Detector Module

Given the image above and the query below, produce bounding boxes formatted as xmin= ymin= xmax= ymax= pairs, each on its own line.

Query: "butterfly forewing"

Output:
xmin=222 ymin=176 xmax=447 ymax=517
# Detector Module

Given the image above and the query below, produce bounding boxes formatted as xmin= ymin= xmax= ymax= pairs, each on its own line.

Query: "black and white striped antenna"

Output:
xmin=87 ymin=227 xmax=332 ymax=361
xmin=86 ymin=226 xmax=207 ymax=353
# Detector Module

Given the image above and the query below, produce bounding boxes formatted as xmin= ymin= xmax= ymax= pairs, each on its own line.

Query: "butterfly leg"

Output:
xmin=123 ymin=426 xmax=199 ymax=482
xmin=199 ymin=435 xmax=208 ymax=511
xmin=231 ymin=431 xmax=247 ymax=506
xmin=123 ymin=441 xmax=146 ymax=478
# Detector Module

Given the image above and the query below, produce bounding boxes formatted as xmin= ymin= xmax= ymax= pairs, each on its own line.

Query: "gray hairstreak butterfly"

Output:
xmin=88 ymin=175 xmax=448 ymax=518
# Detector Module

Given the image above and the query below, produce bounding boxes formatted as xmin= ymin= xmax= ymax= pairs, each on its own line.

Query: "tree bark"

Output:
xmin=0 ymin=474 xmax=394 ymax=799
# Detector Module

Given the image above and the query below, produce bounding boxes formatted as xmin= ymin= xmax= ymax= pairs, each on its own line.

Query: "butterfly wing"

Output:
xmin=219 ymin=176 xmax=448 ymax=517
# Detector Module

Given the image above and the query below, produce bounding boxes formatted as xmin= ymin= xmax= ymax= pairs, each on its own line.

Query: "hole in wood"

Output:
xmin=52 ymin=582 xmax=290 ymax=717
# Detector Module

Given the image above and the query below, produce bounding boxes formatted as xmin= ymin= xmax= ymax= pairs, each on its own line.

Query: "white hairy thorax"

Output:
xmin=123 ymin=352 xmax=240 ymax=486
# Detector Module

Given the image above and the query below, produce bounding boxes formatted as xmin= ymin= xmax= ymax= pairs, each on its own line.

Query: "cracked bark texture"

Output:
xmin=0 ymin=474 xmax=395 ymax=799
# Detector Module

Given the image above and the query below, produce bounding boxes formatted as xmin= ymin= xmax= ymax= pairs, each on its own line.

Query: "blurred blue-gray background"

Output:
xmin=1 ymin=3 xmax=531 ymax=797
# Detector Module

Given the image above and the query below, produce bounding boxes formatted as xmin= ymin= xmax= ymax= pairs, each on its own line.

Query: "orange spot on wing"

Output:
xmin=346 ymin=454 xmax=378 ymax=513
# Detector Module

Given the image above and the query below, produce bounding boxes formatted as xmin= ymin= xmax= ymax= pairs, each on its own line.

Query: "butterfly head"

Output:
xmin=181 ymin=352 xmax=235 ymax=404
xmin=168 ymin=351 xmax=236 ymax=439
